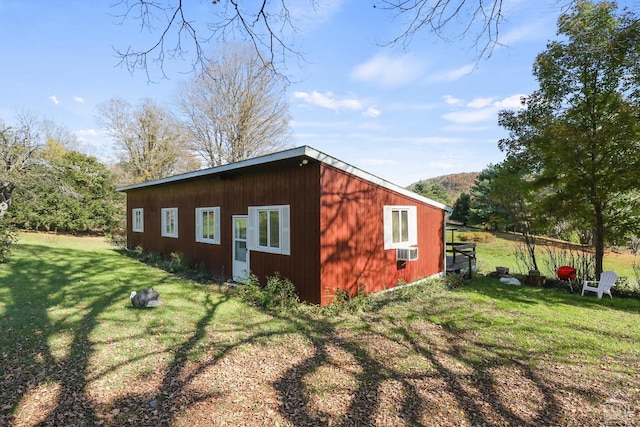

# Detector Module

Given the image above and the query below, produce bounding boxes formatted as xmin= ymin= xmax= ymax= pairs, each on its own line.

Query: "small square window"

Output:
xmin=161 ymin=208 xmax=178 ymax=238
xmin=384 ymin=206 xmax=417 ymax=250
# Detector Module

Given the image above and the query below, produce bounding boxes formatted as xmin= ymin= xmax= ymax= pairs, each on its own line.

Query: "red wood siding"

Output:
xmin=123 ymin=156 xmax=447 ymax=306
xmin=319 ymin=164 xmax=445 ymax=306
xmin=125 ymin=161 xmax=322 ymax=304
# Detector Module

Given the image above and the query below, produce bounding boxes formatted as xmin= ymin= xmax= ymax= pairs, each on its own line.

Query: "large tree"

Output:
xmin=176 ymin=44 xmax=290 ymax=167
xmin=97 ymin=98 xmax=199 ymax=184
xmin=9 ymin=141 xmax=124 ymax=233
xmin=498 ymin=1 xmax=640 ymax=279
xmin=0 ymin=113 xmax=44 ymax=217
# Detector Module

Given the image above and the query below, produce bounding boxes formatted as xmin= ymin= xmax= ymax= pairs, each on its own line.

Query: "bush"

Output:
xmin=106 ymin=229 xmax=127 ymax=249
xmin=0 ymin=221 xmax=18 ymax=263
xmin=443 ymin=273 xmax=466 ymax=289
xmin=132 ymin=245 xmax=145 ymax=258
xmin=168 ymin=252 xmax=189 ymax=273
xmin=322 ymin=285 xmax=374 ymax=315
xmin=613 ymin=276 xmax=640 ymax=299
xmin=238 ymin=273 xmax=300 ymax=312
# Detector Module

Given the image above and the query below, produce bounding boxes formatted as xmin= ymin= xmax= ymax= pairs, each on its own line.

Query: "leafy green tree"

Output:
xmin=9 ymin=141 xmax=124 ymax=233
xmin=498 ymin=1 xmax=640 ymax=278
xmin=0 ymin=113 xmax=43 ymax=217
xmin=411 ymin=181 xmax=451 ymax=205
xmin=450 ymin=193 xmax=471 ymax=225
xmin=470 ymin=161 xmax=543 ymax=269
xmin=0 ymin=114 xmax=43 ymax=260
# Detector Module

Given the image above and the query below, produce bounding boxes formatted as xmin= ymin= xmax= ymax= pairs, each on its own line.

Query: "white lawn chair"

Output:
xmin=581 ymin=271 xmax=618 ymax=299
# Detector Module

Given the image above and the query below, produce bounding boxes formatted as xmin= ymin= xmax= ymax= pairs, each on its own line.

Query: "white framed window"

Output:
xmin=161 ymin=207 xmax=178 ymax=238
xmin=247 ymin=205 xmax=290 ymax=255
xmin=132 ymin=208 xmax=144 ymax=233
xmin=383 ymin=205 xmax=417 ymax=250
xmin=195 ymin=207 xmax=221 ymax=244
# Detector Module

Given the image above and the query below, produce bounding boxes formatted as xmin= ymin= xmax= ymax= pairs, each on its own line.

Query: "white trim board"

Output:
xmin=116 ymin=145 xmax=452 ymax=213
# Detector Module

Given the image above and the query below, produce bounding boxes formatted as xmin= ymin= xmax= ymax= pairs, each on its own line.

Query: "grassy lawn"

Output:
xmin=0 ymin=233 xmax=639 ymax=426
xmin=451 ymin=229 xmax=640 ymax=281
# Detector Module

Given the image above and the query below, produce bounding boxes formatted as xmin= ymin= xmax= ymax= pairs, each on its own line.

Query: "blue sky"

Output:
xmin=1 ymin=1 xmax=630 ymax=186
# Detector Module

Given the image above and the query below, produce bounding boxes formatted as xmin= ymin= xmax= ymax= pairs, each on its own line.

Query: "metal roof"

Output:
xmin=116 ymin=145 xmax=452 ymax=213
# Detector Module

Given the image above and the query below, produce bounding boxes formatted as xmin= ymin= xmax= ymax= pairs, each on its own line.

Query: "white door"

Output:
xmin=232 ymin=215 xmax=249 ymax=283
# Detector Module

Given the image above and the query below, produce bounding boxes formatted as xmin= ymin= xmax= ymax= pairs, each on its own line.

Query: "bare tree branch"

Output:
xmin=111 ymin=1 xmax=589 ymax=78
xmin=112 ymin=0 xmax=207 ymax=80
xmin=111 ymin=0 xmax=303 ymax=80
xmin=176 ymin=43 xmax=291 ymax=167
xmin=376 ymin=0 xmax=506 ymax=60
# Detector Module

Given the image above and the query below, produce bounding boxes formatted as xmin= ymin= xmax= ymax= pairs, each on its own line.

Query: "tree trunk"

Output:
xmin=524 ymin=231 xmax=538 ymax=272
xmin=594 ymin=203 xmax=605 ymax=280
xmin=0 ymin=182 xmax=14 ymax=217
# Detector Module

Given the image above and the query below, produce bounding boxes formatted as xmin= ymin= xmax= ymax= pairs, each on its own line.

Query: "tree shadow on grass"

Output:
xmin=0 ymin=243 xmax=261 ymax=425
xmin=0 ymin=241 xmax=306 ymax=425
xmin=0 ymin=244 xmax=133 ymax=425
xmin=2 ymin=242 xmax=637 ymax=426
xmin=269 ymin=283 xmax=638 ymax=426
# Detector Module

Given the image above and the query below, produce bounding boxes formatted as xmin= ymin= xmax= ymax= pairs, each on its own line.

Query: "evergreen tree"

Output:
xmin=412 ymin=181 xmax=451 ymax=205
xmin=450 ymin=193 xmax=471 ymax=225
xmin=9 ymin=142 xmax=123 ymax=233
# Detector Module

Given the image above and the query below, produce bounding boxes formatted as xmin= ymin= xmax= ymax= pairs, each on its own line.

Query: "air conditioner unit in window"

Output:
xmin=396 ymin=247 xmax=419 ymax=261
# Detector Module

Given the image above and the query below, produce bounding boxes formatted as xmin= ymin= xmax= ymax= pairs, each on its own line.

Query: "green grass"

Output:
xmin=0 ymin=233 xmax=291 ymax=414
xmin=435 ymin=277 xmax=638 ymax=364
xmin=451 ymin=228 xmax=640 ymax=282
xmin=1 ymin=232 xmax=639 ymax=425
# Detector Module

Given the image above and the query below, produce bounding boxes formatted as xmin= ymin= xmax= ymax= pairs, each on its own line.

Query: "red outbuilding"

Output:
xmin=117 ymin=146 xmax=452 ymax=306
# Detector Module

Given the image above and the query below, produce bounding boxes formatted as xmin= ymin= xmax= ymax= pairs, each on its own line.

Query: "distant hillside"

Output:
xmin=408 ymin=172 xmax=479 ymax=202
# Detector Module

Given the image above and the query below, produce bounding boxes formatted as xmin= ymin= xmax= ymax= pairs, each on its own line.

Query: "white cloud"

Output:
xmin=74 ymin=96 xmax=85 ymax=103
xmin=467 ymin=97 xmax=494 ymax=108
xmin=428 ymin=64 xmax=474 ymax=83
xmin=290 ymin=119 xmax=352 ymax=128
xmin=443 ymin=95 xmax=463 ymax=106
xmin=49 ymin=95 xmax=60 ymax=105
xmin=492 ymin=94 xmax=526 ymax=109
xmin=443 ymin=94 xmax=527 ymax=124
xmin=293 ymin=91 xmax=365 ymax=112
xmin=442 ymin=124 xmax=495 ymax=133
xmin=288 ymin=0 xmax=344 ymax=32
xmin=500 ymin=16 xmax=555 ymax=46
xmin=293 ymin=91 xmax=382 ymax=118
xmin=75 ymin=129 xmax=100 ymax=137
xmin=74 ymin=128 xmax=105 ymax=142
xmin=363 ymin=107 xmax=381 ymax=118
xmin=350 ymin=53 xmax=425 ymax=87
xmin=372 ymin=135 xmax=467 ymax=144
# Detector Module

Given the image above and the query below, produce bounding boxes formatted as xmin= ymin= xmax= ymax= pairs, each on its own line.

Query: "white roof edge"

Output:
xmin=117 ymin=145 xmax=452 ymax=213
xmin=116 ymin=145 xmax=309 ymax=192
xmin=302 ymin=146 xmax=452 ymax=213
